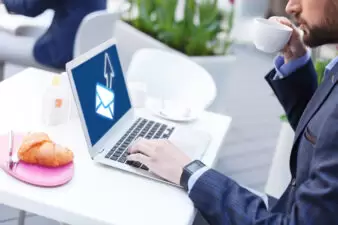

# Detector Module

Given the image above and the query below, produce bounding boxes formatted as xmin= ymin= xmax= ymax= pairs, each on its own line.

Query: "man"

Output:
xmin=127 ymin=0 xmax=338 ymax=224
xmin=0 ymin=0 xmax=106 ymax=75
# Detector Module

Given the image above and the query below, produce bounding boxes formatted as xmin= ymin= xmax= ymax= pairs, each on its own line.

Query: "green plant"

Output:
xmin=122 ymin=0 xmax=234 ymax=56
xmin=315 ymin=59 xmax=331 ymax=85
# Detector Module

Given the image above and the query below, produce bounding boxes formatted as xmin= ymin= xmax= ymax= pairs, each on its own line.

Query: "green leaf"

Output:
xmin=221 ymin=38 xmax=233 ymax=55
xmin=280 ymin=114 xmax=288 ymax=122
xmin=127 ymin=0 xmax=234 ymax=56
xmin=314 ymin=59 xmax=331 ymax=85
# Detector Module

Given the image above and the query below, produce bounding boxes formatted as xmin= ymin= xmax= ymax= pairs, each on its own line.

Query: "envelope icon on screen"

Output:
xmin=96 ymin=83 xmax=115 ymax=120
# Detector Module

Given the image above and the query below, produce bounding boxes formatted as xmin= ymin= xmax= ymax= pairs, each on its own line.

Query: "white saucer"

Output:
xmin=146 ymin=98 xmax=202 ymax=122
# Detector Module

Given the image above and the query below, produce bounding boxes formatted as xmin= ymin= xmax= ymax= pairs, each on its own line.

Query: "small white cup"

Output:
xmin=253 ymin=18 xmax=293 ymax=53
xmin=128 ymin=82 xmax=147 ymax=108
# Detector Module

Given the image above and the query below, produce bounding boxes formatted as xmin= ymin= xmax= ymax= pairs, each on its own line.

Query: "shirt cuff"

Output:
xmin=273 ymin=49 xmax=311 ymax=80
xmin=188 ymin=166 xmax=209 ymax=194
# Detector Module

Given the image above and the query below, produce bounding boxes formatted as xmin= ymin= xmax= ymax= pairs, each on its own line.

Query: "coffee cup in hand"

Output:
xmin=253 ymin=18 xmax=293 ymax=53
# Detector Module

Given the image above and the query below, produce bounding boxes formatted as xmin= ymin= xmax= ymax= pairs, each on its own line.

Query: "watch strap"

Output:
xmin=180 ymin=160 xmax=205 ymax=191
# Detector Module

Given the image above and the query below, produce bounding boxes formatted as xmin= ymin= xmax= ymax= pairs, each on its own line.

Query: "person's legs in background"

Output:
xmin=0 ymin=31 xmax=40 ymax=81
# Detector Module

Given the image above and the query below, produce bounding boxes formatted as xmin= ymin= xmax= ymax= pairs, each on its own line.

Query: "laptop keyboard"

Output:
xmin=104 ymin=118 xmax=175 ymax=171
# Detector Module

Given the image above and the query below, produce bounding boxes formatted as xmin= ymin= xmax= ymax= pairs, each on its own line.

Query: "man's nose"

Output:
xmin=285 ymin=0 xmax=301 ymax=16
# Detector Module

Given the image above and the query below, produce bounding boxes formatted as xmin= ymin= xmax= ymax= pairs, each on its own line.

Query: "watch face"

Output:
xmin=187 ymin=161 xmax=204 ymax=173
xmin=181 ymin=160 xmax=205 ymax=190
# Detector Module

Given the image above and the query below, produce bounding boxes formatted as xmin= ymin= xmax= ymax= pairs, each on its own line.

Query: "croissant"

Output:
xmin=18 ymin=132 xmax=74 ymax=167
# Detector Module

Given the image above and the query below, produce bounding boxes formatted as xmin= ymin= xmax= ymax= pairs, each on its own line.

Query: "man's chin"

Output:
xmin=302 ymin=26 xmax=338 ymax=48
xmin=303 ymin=34 xmax=322 ymax=48
xmin=303 ymin=36 xmax=313 ymax=47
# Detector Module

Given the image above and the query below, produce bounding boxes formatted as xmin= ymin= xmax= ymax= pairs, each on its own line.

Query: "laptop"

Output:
xmin=66 ymin=38 xmax=211 ymax=186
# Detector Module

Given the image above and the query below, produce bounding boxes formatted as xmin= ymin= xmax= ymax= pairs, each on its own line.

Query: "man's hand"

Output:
xmin=269 ymin=17 xmax=307 ymax=64
xmin=127 ymin=138 xmax=192 ymax=184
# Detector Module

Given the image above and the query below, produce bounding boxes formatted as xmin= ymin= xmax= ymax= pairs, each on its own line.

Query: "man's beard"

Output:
xmin=296 ymin=2 xmax=338 ymax=47
xmin=301 ymin=23 xmax=338 ymax=47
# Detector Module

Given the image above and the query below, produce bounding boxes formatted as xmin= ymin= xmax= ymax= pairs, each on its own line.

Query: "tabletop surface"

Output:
xmin=0 ymin=68 xmax=232 ymax=225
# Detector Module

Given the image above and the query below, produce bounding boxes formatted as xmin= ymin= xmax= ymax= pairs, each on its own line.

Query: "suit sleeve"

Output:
xmin=189 ymin=105 xmax=338 ymax=225
xmin=265 ymin=60 xmax=318 ymax=131
xmin=3 ymin=0 xmax=54 ymax=17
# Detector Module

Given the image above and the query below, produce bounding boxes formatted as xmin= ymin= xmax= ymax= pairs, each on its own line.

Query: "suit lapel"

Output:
xmin=289 ymin=66 xmax=338 ymax=177
xmin=293 ymin=76 xmax=336 ymax=142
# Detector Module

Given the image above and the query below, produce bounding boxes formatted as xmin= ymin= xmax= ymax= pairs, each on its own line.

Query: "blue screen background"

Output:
xmin=71 ymin=45 xmax=132 ymax=146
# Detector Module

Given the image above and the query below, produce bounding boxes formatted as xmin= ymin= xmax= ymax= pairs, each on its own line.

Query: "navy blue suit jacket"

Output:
xmin=190 ymin=60 xmax=338 ymax=224
xmin=3 ymin=0 xmax=106 ymax=69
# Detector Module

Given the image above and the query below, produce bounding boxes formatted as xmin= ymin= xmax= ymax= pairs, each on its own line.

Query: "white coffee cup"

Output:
xmin=128 ymin=82 xmax=147 ymax=108
xmin=253 ymin=18 xmax=293 ymax=53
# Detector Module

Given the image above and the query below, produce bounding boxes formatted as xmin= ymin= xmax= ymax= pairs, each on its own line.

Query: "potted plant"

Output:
xmin=115 ymin=0 xmax=236 ymax=78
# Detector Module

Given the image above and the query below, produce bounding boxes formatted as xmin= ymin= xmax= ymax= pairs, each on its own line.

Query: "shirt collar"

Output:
xmin=326 ymin=56 xmax=338 ymax=72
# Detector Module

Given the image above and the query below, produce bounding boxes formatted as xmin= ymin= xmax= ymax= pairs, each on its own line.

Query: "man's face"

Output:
xmin=286 ymin=0 xmax=338 ymax=47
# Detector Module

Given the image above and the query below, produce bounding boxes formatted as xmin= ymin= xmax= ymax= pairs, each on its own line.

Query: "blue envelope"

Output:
xmin=95 ymin=83 xmax=115 ymax=120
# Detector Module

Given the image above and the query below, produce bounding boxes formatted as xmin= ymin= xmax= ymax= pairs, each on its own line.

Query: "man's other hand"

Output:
xmin=127 ymin=138 xmax=192 ymax=184
xmin=269 ymin=16 xmax=307 ymax=64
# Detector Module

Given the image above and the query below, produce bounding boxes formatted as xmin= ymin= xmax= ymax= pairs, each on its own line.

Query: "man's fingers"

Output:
xmin=269 ymin=16 xmax=301 ymax=45
xmin=269 ymin=16 xmax=290 ymax=24
xmin=129 ymin=138 xmax=155 ymax=156
xmin=269 ymin=16 xmax=296 ymax=30
xmin=281 ymin=44 xmax=291 ymax=54
xmin=277 ymin=18 xmax=292 ymax=27
xmin=283 ymin=49 xmax=293 ymax=62
xmin=127 ymin=153 xmax=150 ymax=165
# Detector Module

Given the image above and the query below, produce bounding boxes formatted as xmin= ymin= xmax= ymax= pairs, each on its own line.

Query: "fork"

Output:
xmin=8 ymin=130 xmax=16 ymax=170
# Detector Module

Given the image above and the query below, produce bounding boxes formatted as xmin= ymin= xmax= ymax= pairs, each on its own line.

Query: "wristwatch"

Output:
xmin=180 ymin=160 xmax=206 ymax=191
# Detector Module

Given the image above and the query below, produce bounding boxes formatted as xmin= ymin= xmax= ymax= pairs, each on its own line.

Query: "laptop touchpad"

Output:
xmin=170 ymin=128 xmax=211 ymax=160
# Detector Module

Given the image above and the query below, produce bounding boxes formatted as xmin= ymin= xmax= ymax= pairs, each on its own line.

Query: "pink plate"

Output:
xmin=0 ymin=132 xmax=74 ymax=187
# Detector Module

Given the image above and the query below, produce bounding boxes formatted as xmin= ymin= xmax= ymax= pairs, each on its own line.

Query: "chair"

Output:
xmin=264 ymin=122 xmax=294 ymax=199
xmin=3 ymin=10 xmax=120 ymax=79
xmin=126 ymin=48 xmax=217 ymax=111
xmin=73 ymin=10 xmax=120 ymax=57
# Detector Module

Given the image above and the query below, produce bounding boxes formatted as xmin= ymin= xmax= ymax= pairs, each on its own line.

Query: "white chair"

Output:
xmin=264 ymin=122 xmax=294 ymax=199
xmin=126 ymin=48 xmax=217 ymax=111
xmin=73 ymin=10 xmax=120 ymax=57
xmin=3 ymin=10 xmax=120 ymax=79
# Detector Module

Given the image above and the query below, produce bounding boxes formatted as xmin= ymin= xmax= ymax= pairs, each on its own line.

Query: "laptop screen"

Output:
xmin=71 ymin=44 xmax=132 ymax=146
